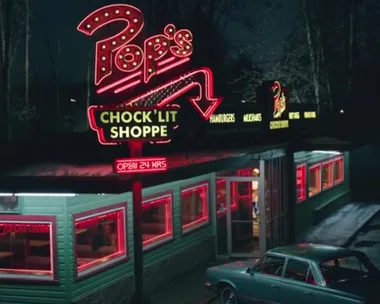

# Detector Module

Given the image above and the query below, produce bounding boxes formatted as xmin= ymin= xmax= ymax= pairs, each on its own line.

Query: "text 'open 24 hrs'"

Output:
xmin=114 ymin=157 xmax=168 ymax=174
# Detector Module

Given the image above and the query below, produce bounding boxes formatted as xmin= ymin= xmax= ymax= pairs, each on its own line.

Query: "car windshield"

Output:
xmin=320 ymin=254 xmax=374 ymax=285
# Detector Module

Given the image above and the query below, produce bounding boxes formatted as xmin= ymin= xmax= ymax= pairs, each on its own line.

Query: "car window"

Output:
xmin=284 ymin=259 xmax=316 ymax=285
xmin=320 ymin=255 xmax=370 ymax=285
xmin=255 ymin=255 xmax=285 ymax=277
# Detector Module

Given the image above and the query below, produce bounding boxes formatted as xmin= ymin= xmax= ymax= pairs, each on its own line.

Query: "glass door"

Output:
xmin=227 ymin=177 xmax=265 ymax=258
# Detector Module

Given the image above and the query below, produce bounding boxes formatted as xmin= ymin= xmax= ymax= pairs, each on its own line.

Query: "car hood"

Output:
xmin=215 ymin=260 xmax=258 ymax=273
xmin=331 ymin=277 xmax=380 ymax=300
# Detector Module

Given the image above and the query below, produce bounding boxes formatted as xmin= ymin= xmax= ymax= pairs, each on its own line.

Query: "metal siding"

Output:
xmin=0 ymin=197 xmax=68 ymax=303
xmin=295 ymin=152 xmax=350 ymax=237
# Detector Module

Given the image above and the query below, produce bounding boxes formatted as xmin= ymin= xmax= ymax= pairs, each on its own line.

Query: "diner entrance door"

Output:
xmin=227 ymin=177 xmax=266 ymax=258
xmin=215 ymin=174 xmax=266 ymax=258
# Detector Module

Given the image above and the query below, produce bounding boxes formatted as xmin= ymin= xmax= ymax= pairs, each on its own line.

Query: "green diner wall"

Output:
xmin=0 ymin=172 xmax=215 ymax=303
xmin=294 ymin=152 xmax=350 ymax=240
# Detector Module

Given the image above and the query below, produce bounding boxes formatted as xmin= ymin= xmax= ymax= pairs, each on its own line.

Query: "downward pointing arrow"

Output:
xmin=124 ymin=67 xmax=223 ymax=120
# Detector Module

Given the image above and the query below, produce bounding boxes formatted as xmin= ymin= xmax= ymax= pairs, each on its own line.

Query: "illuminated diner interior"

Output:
xmin=0 ymin=148 xmax=349 ymax=303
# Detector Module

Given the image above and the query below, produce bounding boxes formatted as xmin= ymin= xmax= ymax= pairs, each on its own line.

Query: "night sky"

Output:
xmin=29 ymin=0 xmax=297 ymax=85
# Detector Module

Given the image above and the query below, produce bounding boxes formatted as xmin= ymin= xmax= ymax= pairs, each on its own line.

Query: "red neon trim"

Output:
xmin=181 ymin=183 xmax=209 ymax=232
xmin=75 ymin=208 xmax=127 ymax=274
xmin=157 ymin=56 xmax=176 ymax=67
xmin=114 ymin=79 xmax=141 ymax=94
xmin=156 ymin=57 xmax=190 ymax=76
xmin=322 ymin=161 xmax=334 ymax=190
xmin=334 ymin=157 xmax=344 ymax=184
xmin=309 ymin=163 xmax=322 ymax=196
xmin=296 ymin=164 xmax=307 ymax=202
xmin=97 ymin=71 xmax=142 ymax=94
xmin=142 ymin=195 xmax=173 ymax=248
xmin=114 ymin=157 xmax=168 ymax=174
xmin=77 ymin=4 xmax=145 ymax=86
xmin=123 ymin=67 xmax=222 ymax=120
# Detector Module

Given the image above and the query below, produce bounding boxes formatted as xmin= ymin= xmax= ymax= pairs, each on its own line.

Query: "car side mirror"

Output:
xmin=246 ymin=268 xmax=253 ymax=275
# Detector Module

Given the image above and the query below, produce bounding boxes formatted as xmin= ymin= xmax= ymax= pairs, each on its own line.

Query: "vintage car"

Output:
xmin=205 ymin=243 xmax=380 ymax=304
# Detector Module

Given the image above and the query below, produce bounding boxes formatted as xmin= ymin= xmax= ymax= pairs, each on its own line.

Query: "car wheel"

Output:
xmin=220 ymin=285 xmax=239 ymax=304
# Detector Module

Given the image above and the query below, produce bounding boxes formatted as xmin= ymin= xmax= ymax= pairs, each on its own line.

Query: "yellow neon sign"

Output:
xmin=243 ymin=113 xmax=262 ymax=122
xmin=209 ymin=113 xmax=235 ymax=124
xmin=304 ymin=111 xmax=316 ymax=119
xmin=289 ymin=112 xmax=300 ymax=120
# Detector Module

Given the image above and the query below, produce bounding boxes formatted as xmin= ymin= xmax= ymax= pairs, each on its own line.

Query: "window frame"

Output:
xmin=73 ymin=202 xmax=128 ymax=281
xmin=142 ymin=191 xmax=174 ymax=251
xmin=0 ymin=215 xmax=58 ymax=282
xmin=253 ymin=254 xmax=286 ymax=277
xmin=322 ymin=160 xmax=334 ymax=190
xmin=283 ymin=257 xmax=316 ymax=285
xmin=334 ymin=156 xmax=344 ymax=185
xmin=296 ymin=164 xmax=307 ymax=203
xmin=308 ymin=163 xmax=322 ymax=197
xmin=180 ymin=181 xmax=210 ymax=235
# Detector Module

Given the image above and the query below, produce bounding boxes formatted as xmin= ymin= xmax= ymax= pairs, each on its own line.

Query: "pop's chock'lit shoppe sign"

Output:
xmin=88 ymin=106 xmax=179 ymax=143
xmin=78 ymin=4 xmax=223 ymax=145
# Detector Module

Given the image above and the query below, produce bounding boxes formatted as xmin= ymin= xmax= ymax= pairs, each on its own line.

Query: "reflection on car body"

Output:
xmin=205 ymin=243 xmax=380 ymax=304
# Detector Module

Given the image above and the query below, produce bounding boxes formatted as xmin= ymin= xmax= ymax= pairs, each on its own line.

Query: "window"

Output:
xmin=181 ymin=182 xmax=209 ymax=233
xmin=320 ymin=255 xmax=370 ymax=285
xmin=309 ymin=164 xmax=321 ymax=197
xmin=74 ymin=203 xmax=127 ymax=278
xmin=296 ymin=164 xmax=306 ymax=202
xmin=322 ymin=161 xmax=334 ymax=190
xmin=0 ymin=216 xmax=57 ymax=281
xmin=142 ymin=194 xmax=173 ymax=249
xmin=334 ymin=157 xmax=344 ymax=184
xmin=254 ymin=254 xmax=285 ymax=277
xmin=285 ymin=259 xmax=316 ymax=285
xmin=216 ymin=179 xmax=238 ymax=217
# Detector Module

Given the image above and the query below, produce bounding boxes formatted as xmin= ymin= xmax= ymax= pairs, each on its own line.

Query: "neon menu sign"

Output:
xmin=0 ymin=223 xmax=50 ymax=234
xmin=78 ymin=4 xmax=223 ymax=145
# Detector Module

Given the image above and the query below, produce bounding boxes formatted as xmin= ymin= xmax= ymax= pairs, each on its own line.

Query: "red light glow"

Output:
xmin=216 ymin=179 xmax=237 ymax=217
xmin=124 ymin=67 xmax=223 ymax=120
xmin=181 ymin=183 xmax=209 ymax=232
xmin=142 ymin=195 xmax=172 ymax=248
xmin=296 ymin=164 xmax=306 ymax=203
xmin=334 ymin=156 xmax=344 ymax=185
xmin=322 ymin=161 xmax=334 ymax=190
xmin=77 ymin=4 xmax=193 ymax=92
xmin=0 ymin=221 xmax=54 ymax=279
xmin=114 ymin=157 xmax=167 ymax=174
xmin=309 ymin=164 xmax=322 ymax=197
xmin=75 ymin=208 xmax=126 ymax=274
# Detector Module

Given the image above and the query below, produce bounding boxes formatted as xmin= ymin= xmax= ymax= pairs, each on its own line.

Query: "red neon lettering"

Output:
xmin=78 ymin=5 xmax=194 ymax=91
xmin=0 ymin=223 xmax=49 ymax=233
xmin=77 ymin=4 xmax=144 ymax=86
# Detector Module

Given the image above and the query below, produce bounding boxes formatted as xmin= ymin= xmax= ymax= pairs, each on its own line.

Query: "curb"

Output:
xmin=343 ymin=209 xmax=380 ymax=247
xmin=199 ymin=295 xmax=217 ymax=304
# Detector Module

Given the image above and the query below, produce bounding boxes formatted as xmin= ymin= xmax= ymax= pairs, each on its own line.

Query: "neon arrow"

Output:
xmin=123 ymin=67 xmax=223 ymax=120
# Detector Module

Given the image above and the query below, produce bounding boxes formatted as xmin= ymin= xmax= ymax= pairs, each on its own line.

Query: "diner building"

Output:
xmin=0 ymin=146 xmax=350 ymax=303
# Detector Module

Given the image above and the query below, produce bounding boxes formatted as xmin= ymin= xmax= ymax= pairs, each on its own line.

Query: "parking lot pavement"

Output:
xmin=348 ymin=211 xmax=380 ymax=268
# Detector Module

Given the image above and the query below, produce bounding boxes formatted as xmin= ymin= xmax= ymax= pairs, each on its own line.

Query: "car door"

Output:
xmin=240 ymin=254 xmax=285 ymax=304
xmin=280 ymin=258 xmax=316 ymax=304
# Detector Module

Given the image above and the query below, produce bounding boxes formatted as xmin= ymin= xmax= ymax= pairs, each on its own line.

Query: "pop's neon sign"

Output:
xmin=78 ymin=4 xmax=223 ymax=145
xmin=77 ymin=4 xmax=193 ymax=94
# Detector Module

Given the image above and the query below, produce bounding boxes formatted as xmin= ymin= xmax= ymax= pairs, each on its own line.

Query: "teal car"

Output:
xmin=205 ymin=243 xmax=380 ymax=304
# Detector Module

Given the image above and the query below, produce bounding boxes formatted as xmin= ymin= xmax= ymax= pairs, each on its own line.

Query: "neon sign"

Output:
xmin=243 ymin=113 xmax=262 ymax=122
xmin=88 ymin=106 xmax=179 ymax=144
xmin=0 ymin=223 xmax=50 ymax=234
xmin=304 ymin=111 xmax=316 ymax=119
xmin=78 ymin=3 xmax=223 ymax=140
xmin=209 ymin=113 xmax=235 ymax=124
xmin=114 ymin=157 xmax=167 ymax=174
xmin=268 ymin=81 xmax=289 ymax=130
xmin=77 ymin=4 xmax=193 ymax=91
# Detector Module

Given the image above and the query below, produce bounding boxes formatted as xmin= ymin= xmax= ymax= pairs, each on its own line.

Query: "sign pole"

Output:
xmin=128 ymin=140 xmax=147 ymax=304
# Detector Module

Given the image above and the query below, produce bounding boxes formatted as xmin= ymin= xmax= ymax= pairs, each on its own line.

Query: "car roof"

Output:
xmin=268 ymin=243 xmax=359 ymax=263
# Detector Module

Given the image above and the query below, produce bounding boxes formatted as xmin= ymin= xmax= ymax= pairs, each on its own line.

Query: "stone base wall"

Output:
xmin=144 ymin=237 xmax=215 ymax=293
xmin=72 ymin=237 xmax=215 ymax=303
xmin=72 ymin=275 xmax=134 ymax=304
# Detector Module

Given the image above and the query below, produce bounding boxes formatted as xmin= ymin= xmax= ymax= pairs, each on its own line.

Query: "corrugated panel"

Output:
xmin=0 ymin=197 xmax=68 ymax=303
